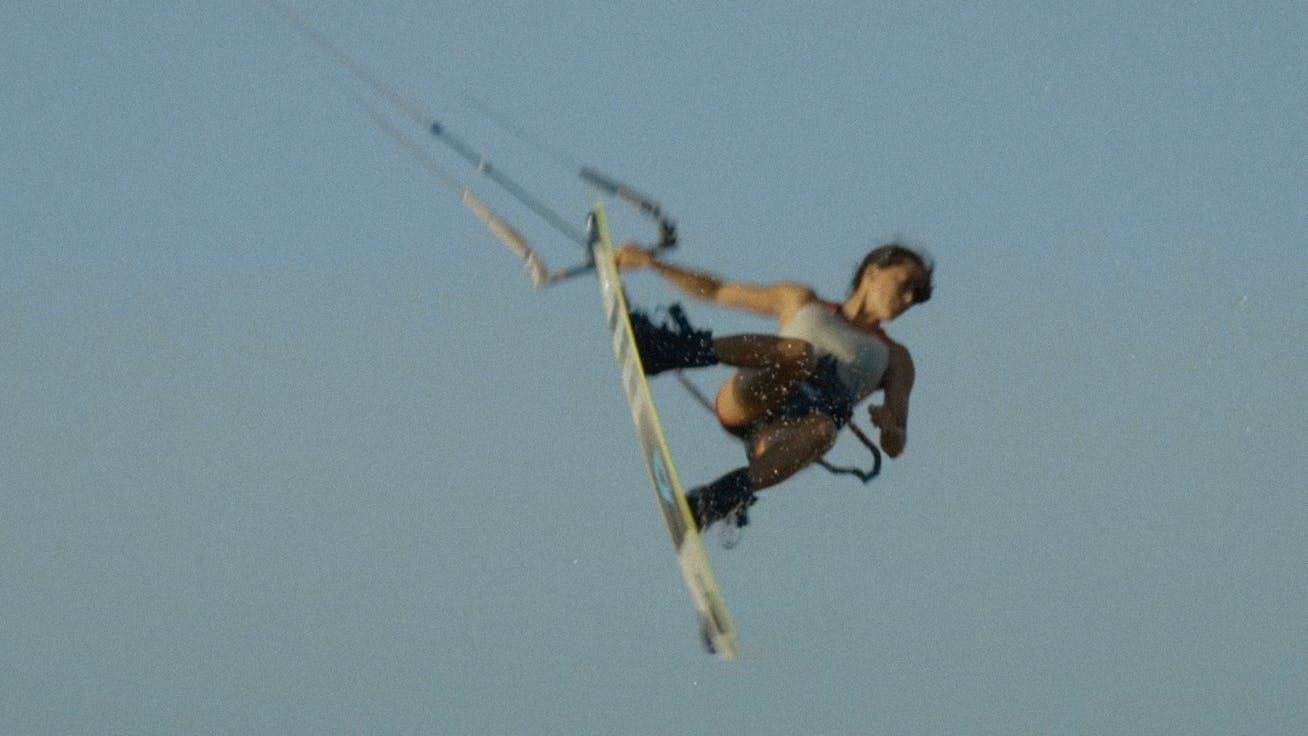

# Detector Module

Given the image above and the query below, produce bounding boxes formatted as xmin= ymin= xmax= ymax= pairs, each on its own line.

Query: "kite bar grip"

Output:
xmin=581 ymin=167 xmax=677 ymax=252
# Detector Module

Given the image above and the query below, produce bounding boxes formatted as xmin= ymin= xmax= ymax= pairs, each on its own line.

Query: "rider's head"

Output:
xmin=851 ymin=244 xmax=934 ymax=306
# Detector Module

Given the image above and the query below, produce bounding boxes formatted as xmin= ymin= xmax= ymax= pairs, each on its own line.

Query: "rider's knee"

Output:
xmin=809 ymin=414 xmax=839 ymax=454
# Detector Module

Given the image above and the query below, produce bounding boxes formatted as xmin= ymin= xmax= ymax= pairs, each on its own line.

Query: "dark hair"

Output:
xmin=851 ymin=243 xmax=934 ymax=303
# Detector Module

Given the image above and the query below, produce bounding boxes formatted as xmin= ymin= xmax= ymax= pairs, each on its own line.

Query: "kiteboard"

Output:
xmin=591 ymin=203 xmax=738 ymax=659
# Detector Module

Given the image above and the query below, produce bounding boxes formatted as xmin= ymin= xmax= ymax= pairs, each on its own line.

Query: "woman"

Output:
xmin=615 ymin=242 xmax=933 ymax=531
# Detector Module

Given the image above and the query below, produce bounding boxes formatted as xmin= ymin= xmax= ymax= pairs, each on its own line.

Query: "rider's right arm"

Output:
xmin=615 ymin=244 xmax=815 ymax=321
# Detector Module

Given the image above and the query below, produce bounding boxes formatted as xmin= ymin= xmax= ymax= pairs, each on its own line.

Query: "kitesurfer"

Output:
xmin=615 ymin=243 xmax=933 ymax=530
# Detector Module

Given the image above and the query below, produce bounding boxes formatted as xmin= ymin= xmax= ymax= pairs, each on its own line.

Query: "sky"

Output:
xmin=3 ymin=1 xmax=1305 ymax=734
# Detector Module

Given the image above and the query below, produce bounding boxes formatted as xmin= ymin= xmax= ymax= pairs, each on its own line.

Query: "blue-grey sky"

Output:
xmin=4 ymin=2 xmax=1305 ymax=734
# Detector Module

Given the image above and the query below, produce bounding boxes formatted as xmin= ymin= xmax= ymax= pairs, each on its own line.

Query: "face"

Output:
xmin=862 ymin=262 xmax=927 ymax=321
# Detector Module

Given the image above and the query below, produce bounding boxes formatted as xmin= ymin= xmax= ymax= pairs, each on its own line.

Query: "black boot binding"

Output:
xmin=628 ymin=304 xmax=718 ymax=376
xmin=685 ymin=468 xmax=757 ymax=531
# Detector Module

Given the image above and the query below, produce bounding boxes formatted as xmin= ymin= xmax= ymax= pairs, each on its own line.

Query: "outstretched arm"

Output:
xmin=868 ymin=342 xmax=914 ymax=458
xmin=615 ymin=243 xmax=814 ymax=320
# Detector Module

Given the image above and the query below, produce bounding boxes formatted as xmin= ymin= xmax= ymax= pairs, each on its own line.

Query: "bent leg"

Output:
xmin=747 ymin=413 xmax=839 ymax=489
xmin=713 ymin=336 xmax=817 ymax=427
xmin=686 ymin=413 xmax=837 ymax=530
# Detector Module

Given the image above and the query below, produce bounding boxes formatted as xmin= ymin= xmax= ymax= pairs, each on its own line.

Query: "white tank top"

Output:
xmin=779 ymin=301 xmax=891 ymax=402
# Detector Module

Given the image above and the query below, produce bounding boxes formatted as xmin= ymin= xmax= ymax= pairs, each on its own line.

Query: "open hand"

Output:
xmin=869 ymin=405 xmax=905 ymax=457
